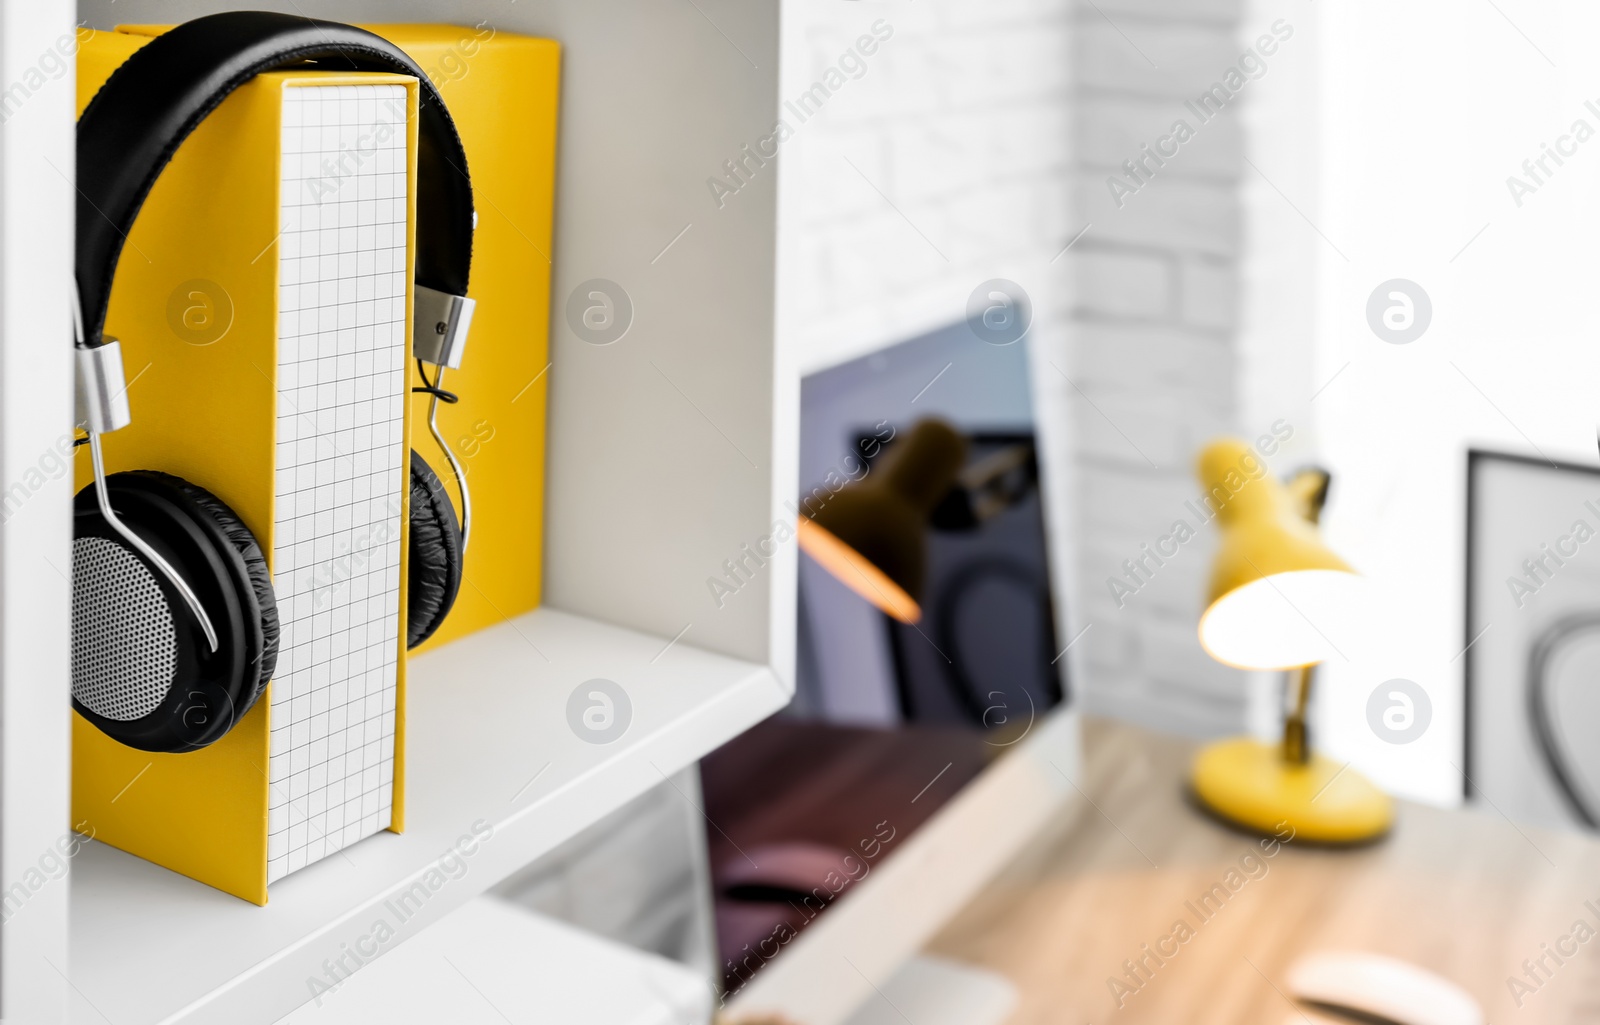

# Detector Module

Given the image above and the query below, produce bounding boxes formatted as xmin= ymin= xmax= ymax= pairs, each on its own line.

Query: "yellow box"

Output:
xmin=73 ymin=24 xmax=558 ymax=904
xmin=372 ymin=23 xmax=559 ymax=656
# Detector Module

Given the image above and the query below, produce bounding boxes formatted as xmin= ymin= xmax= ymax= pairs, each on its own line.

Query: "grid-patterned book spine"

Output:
xmin=267 ymin=83 xmax=409 ymax=883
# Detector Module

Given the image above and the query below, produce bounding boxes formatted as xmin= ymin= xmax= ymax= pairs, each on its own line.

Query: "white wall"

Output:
xmin=1087 ymin=0 xmax=1600 ymax=806
xmin=780 ymin=1 xmax=1074 ymax=378
xmin=1233 ymin=0 xmax=1325 ymax=743
xmin=1299 ymin=0 xmax=1600 ymax=805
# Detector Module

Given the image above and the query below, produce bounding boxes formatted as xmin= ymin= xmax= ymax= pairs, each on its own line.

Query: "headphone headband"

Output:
xmin=75 ymin=11 xmax=474 ymax=347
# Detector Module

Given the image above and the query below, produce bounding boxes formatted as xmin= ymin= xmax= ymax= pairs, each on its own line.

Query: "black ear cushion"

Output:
xmin=408 ymin=450 xmax=463 ymax=649
xmin=142 ymin=473 xmax=280 ymax=716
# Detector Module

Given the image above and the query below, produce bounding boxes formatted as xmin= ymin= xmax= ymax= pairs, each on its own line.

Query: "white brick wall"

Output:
xmin=780 ymin=0 xmax=1074 ymax=375
xmin=781 ymin=0 xmax=1255 ymax=735
xmin=1067 ymin=0 xmax=1254 ymax=734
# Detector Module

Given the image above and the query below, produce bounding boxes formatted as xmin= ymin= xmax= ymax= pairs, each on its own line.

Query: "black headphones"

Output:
xmin=72 ymin=12 xmax=474 ymax=752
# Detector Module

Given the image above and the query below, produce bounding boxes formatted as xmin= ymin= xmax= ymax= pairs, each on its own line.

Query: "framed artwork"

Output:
xmin=1465 ymin=449 xmax=1600 ymax=831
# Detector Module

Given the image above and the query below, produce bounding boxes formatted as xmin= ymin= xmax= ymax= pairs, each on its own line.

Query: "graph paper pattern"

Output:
xmin=268 ymin=84 xmax=410 ymax=884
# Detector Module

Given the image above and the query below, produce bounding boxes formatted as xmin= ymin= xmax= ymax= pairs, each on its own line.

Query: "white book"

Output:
xmin=266 ymin=83 xmax=410 ymax=884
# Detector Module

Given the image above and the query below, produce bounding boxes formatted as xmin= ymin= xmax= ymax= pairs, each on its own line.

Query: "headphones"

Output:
xmin=72 ymin=12 xmax=475 ymax=753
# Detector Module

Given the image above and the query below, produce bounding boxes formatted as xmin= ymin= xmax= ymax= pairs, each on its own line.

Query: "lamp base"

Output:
xmin=1190 ymin=737 xmax=1393 ymax=844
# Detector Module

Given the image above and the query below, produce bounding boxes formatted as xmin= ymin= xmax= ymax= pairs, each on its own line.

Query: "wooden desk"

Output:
xmin=926 ymin=717 xmax=1600 ymax=1024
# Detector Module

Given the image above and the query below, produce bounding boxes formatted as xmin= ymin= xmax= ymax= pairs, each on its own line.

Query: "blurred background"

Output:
xmin=43 ymin=0 xmax=1600 ymax=1021
xmin=517 ymin=0 xmax=1600 ymax=948
xmin=297 ymin=0 xmax=1600 ymax=1016
xmin=784 ymin=0 xmax=1600 ymax=814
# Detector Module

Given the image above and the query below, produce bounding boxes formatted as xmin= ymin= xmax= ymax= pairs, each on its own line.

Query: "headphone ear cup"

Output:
xmin=407 ymin=449 xmax=463 ymax=649
xmin=72 ymin=471 xmax=276 ymax=752
xmin=158 ymin=475 xmax=280 ymax=715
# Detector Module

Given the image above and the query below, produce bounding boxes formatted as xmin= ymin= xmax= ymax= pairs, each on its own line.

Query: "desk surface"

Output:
xmin=927 ymin=717 xmax=1600 ymax=1024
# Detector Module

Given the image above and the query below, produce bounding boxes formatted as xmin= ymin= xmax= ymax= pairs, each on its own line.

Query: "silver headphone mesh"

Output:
xmin=72 ymin=536 xmax=178 ymax=722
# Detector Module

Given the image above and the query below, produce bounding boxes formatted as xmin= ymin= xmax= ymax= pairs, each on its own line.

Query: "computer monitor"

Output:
xmin=707 ymin=322 xmax=1083 ymax=1024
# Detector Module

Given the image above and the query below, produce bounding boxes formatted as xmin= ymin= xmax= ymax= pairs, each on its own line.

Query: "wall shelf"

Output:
xmin=69 ymin=608 xmax=784 ymax=1025
xmin=0 ymin=0 xmax=786 ymax=1020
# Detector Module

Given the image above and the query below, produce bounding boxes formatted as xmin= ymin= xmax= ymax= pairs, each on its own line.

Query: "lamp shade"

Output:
xmin=1196 ymin=439 xmax=1359 ymax=670
xmin=797 ymin=419 xmax=966 ymax=623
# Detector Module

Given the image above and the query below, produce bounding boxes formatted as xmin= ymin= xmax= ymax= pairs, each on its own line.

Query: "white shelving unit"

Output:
xmin=275 ymin=894 xmax=714 ymax=1024
xmin=71 ymin=610 xmax=782 ymax=1025
xmin=1 ymin=1 xmax=788 ymax=1022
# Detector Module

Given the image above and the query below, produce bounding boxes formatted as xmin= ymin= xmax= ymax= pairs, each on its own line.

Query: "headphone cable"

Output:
xmin=413 ymin=358 xmax=471 ymax=554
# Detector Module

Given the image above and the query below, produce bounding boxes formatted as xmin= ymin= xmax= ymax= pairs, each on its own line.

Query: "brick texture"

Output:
xmin=1067 ymin=0 xmax=1249 ymax=733
xmin=782 ymin=0 xmax=1249 ymax=734
xmin=781 ymin=0 xmax=1074 ymax=371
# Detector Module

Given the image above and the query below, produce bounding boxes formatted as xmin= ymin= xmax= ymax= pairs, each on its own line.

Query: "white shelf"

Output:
xmin=69 ymin=608 xmax=785 ymax=1025
xmin=274 ymin=895 xmax=710 ymax=1025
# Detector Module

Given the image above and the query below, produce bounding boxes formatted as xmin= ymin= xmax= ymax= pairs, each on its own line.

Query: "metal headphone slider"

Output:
xmin=410 ymin=284 xmax=476 ymax=556
xmin=413 ymin=284 xmax=475 ymax=371
xmin=75 ymin=338 xmax=133 ymax=435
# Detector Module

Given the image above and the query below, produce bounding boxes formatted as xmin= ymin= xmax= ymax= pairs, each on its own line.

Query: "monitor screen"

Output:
xmin=702 ymin=321 xmax=1069 ymax=999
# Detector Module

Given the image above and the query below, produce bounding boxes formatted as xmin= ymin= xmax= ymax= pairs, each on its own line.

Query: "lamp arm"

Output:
xmin=1286 ymin=466 xmax=1332 ymax=526
xmin=1283 ymin=663 xmax=1315 ymax=764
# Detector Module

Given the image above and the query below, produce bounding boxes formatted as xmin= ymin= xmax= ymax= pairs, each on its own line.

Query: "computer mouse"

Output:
xmin=1286 ymin=951 xmax=1483 ymax=1025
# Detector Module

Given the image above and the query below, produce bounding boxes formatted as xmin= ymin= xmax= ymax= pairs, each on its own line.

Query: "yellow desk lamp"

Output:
xmin=1192 ymin=439 xmax=1392 ymax=844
